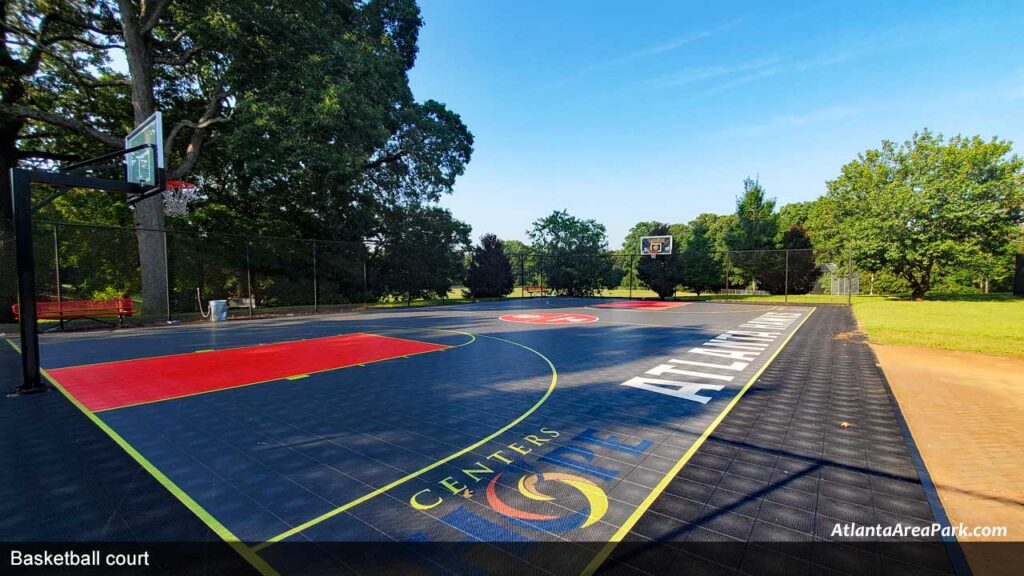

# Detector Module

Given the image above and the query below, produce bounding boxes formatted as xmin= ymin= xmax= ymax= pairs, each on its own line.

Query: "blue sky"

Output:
xmin=408 ymin=0 xmax=1024 ymax=248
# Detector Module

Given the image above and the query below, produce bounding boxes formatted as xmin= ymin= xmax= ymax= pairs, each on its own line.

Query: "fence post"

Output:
xmin=519 ymin=253 xmax=525 ymax=298
xmin=362 ymin=258 xmax=368 ymax=310
xmin=622 ymin=251 xmax=630 ymax=297
xmin=725 ymin=252 xmax=731 ymax=291
xmin=53 ymin=222 xmax=63 ymax=330
xmin=312 ymin=241 xmax=318 ymax=313
xmin=847 ymin=250 xmax=853 ymax=306
xmin=784 ymin=249 xmax=789 ymax=304
xmin=163 ymin=229 xmax=171 ymax=322
xmin=245 ymin=239 xmax=253 ymax=317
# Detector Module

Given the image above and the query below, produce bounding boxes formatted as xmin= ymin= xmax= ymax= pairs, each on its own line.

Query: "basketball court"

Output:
xmin=3 ymin=120 xmax=961 ymax=575
xmin=15 ymin=297 xmax=818 ymax=574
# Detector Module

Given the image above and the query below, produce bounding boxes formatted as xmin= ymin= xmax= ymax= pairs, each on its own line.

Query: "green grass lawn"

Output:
xmin=851 ymin=293 xmax=1024 ymax=359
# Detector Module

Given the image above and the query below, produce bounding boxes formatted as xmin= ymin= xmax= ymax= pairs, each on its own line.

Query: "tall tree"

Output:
xmin=501 ymin=239 xmax=531 ymax=286
xmin=725 ymin=177 xmax=778 ymax=289
xmin=822 ymin=130 xmax=1024 ymax=299
xmin=726 ymin=177 xmax=778 ymax=251
xmin=203 ymin=0 xmax=471 ymax=240
xmin=0 ymin=0 xmax=129 ymax=217
xmin=776 ymin=200 xmax=815 ymax=240
xmin=4 ymin=0 xmax=473 ymax=317
xmin=527 ymin=210 xmax=610 ymax=296
xmin=682 ymin=219 xmax=723 ymax=296
xmin=758 ymin=224 xmax=821 ymax=295
xmin=691 ymin=213 xmax=733 ymax=257
xmin=465 ymin=234 xmax=514 ymax=298
xmin=635 ymin=224 xmax=685 ymax=299
xmin=376 ymin=205 xmax=470 ymax=305
xmin=3 ymin=0 xmax=232 ymax=316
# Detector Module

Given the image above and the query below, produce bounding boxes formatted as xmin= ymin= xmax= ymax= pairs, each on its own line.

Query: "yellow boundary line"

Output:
xmin=580 ymin=306 xmax=817 ymax=576
xmin=251 ymin=332 xmax=559 ymax=552
xmin=6 ymin=326 xmax=477 ymax=575
xmin=3 ymin=339 xmax=280 ymax=576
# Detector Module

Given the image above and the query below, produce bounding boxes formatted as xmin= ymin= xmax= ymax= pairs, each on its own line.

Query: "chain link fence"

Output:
xmin=724 ymin=249 xmax=857 ymax=304
xmin=0 ymin=221 xmax=378 ymax=326
xmin=0 ymin=221 xmax=865 ymax=329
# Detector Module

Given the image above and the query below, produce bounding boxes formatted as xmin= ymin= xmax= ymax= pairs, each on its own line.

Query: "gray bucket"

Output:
xmin=209 ymin=300 xmax=228 ymax=322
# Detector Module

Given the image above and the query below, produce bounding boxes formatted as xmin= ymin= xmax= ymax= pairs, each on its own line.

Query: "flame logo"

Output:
xmin=485 ymin=471 xmax=608 ymax=531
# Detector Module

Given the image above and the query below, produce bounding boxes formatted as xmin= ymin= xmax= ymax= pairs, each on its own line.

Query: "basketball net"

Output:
xmin=163 ymin=180 xmax=199 ymax=216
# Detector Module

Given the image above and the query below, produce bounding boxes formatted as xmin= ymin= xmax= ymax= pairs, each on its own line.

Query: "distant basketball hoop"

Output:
xmin=640 ymin=235 xmax=673 ymax=259
xmin=163 ymin=180 xmax=198 ymax=216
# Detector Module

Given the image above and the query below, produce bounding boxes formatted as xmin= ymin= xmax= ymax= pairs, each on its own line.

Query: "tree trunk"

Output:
xmin=0 ymin=122 xmax=19 ymax=219
xmin=120 ymin=1 xmax=168 ymax=319
xmin=0 ymin=121 xmax=18 ymax=322
xmin=909 ymin=274 xmax=930 ymax=300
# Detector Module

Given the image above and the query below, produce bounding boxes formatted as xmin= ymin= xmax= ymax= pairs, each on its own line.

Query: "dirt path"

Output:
xmin=871 ymin=344 xmax=1024 ymax=576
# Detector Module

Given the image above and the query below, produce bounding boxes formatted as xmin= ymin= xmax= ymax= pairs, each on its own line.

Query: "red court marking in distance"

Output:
xmin=591 ymin=300 xmax=690 ymax=310
xmin=48 ymin=333 xmax=448 ymax=412
xmin=498 ymin=313 xmax=598 ymax=324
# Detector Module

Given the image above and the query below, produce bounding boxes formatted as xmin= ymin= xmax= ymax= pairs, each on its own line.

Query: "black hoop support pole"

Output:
xmin=9 ymin=166 xmax=145 ymax=394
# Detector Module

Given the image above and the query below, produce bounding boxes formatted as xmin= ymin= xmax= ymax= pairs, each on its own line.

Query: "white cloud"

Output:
xmin=568 ymin=19 xmax=743 ymax=81
xmin=645 ymin=57 xmax=781 ymax=89
xmin=700 ymin=65 xmax=785 ymax=96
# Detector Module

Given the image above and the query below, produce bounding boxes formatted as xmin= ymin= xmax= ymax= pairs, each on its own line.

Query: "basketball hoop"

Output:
xmin=163 ymin=180 xmax=199 ymax=216
xmin=640 ymin=235 xmax=672 ymax=259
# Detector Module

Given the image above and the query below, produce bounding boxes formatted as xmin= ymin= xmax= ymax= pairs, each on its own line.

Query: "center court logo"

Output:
xmin=407 ymin=426 xmax=653 ymax=542
xmin=485 ymin=471 xmax=608 ymax=531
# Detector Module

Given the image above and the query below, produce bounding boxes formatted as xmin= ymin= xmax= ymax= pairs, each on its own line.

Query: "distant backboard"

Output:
xmin=124 ymin=111 xmax=163 ymax=189
xmin=640 ymin=235 xmax=672 ymax=257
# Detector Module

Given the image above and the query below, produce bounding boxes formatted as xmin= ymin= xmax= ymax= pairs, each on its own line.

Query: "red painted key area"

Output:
xmin=48 ymin=333 xmax=448 ymax=411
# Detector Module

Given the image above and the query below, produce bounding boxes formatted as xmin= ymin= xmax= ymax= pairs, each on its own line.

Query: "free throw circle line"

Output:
xmin=252 ymin=331 xmax=558 ymax=552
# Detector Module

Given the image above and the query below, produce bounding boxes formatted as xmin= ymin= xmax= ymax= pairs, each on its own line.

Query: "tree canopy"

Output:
xmin=726 ymin=178 xmax=778 ymax=252
xmin=757 ymin=224 xmax=821 ymax=295
xmin=820 ymin=130 xmax=1024 ymax=299
xmin=465 ymin=233 xmax=514 ymax=298
xmin=2 ymin=0 xmax=474 ymax=314
xmin=681 ymin=218 xmax=723 ymax=296
xmin=776 ymin=201 xmax=816 ymax=241
xmin=527 ymin=210 xmax=611 ymax=296
xmin=376 ymin=205 xmax=470 ymax=304
xmin=725 ymin=178 xmax=778 ymax=289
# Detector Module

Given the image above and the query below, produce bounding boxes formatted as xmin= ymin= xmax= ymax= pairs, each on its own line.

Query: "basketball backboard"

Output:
xmin=640 ymin=235 xmax=672 ymax=257
xmin=124 ymin=111 xmax=163 ymax=188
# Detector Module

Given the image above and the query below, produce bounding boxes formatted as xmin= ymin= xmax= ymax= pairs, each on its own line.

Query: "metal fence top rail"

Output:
xmin=11 ymin=218 xmax=371 ymax=248
xmin=725 ymin=248 xmax=822 ymax=254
